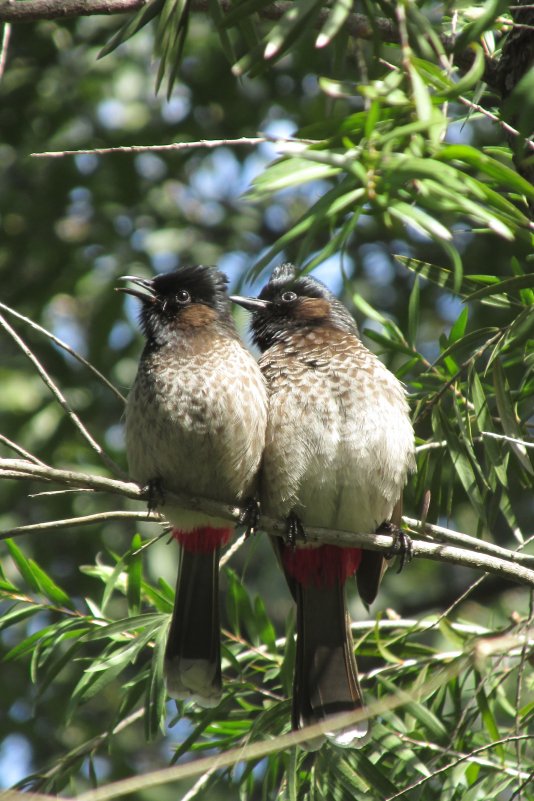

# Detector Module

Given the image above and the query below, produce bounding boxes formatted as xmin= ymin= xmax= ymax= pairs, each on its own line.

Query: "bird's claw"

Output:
xmin=145 ymin=478 xmax=165 ymax=512
xmin=381 ymin=522 xmax=413 ymax=573
xmin=286 ymin=512 xmax=306 ymax=548
xmin=239 ymin=497 xmax=261 ymax=538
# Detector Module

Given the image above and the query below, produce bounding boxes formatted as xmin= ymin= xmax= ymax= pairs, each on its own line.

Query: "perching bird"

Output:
xmin=120 ymin=266 xmax=267 ymax=707
xmin=231 ymin=263 xmax=415 ymax=748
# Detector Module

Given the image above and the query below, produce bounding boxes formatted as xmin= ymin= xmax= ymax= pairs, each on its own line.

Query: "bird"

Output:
xmin=231 ymin=263 xmax=415 ymax=748
xmin=119 ymin=265 xmax=267 ymax=707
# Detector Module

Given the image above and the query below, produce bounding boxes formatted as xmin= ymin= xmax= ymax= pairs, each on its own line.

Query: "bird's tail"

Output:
xmin=165 ymin=527 xmax=232 ymax=708
xmin=282 ymin=544 xmax=369 ymax=749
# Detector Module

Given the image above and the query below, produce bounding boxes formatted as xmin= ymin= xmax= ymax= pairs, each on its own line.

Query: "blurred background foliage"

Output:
xmin=0 ymin=0 xmax=533 ymax=798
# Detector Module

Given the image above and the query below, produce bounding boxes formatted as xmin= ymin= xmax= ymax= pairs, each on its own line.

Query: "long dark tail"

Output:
xmin=165 ymin=527 xmax=230 ymax=708
xmin=293 ymin=579 xmax=369 ymax=749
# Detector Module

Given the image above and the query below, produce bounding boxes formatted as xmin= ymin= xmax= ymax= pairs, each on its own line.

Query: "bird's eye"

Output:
xmin=176 ymin=289 xmax=191 ymax=304
xmin=281 ymin=291 xmax=297 ymax=303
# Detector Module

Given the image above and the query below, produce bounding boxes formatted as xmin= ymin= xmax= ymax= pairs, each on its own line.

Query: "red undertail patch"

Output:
xmin=172 ymin=526 xmax=232 ymax=553
xmin=282 ymin=544 xmax=362 ymax=588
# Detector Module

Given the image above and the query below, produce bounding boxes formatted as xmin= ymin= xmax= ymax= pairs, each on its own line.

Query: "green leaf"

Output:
xmin=408 ymin=64 xmax=433 ymax=125
xmin=145 ymin=623 xmax=168 ymax=738
xmin=438 ymin=145 xmax=534 ymax=201
xmin=389 ymin=201 xmax=452 ymax=242
xmin=413 ymin=46 xmax=485 ymax=99
xmin=225 ymin=567 xmax=254 ymax=640
xmin=98 ymin=0 xmax=165 ymax=59
xmin=465 ymin=274 xmax=534 ymax=302
xmin=453 ymin=0 xmax=509 ymax=53
xmin=378 ymin=675 xmax=450 ymax=743
xmin=441 ymin=409 xmax=486 ymax=517
xmin=475 ymin=681 xmax=504 ymax=759
xmin=220 ymin=0 xmax=274 ymax=28
xmin=408 ymin=277 xmax=420 ymax=347
xmin=346 ymin=750 xmax=398 ymax=796
xmin=252 ymin=595 xmax=277 ymax=651
xmin=449 ymin=307 xmax=469 ymax=344
xmin=126 ymin=534 xmax=143 ymax=615
xmin=470 ymin=369 xmax=509 ymax=488
xmin=208 ymin=0 xmax=238 ymax=66
xmin=315 ymin=0 xmax=353 ymax=48
xmin=0 ymin=603 xmax=42 ymax=632
xmin=251 ymin=157 xmax=340 ymax=195
xmin=5 ymin=539 xmax=41 ymax=592
xmin=82 ymin=613 xmax=163 ymax=641
xmin=493 ymin=360 xmax=534 ymax=475
xmin=263 ymin=0 xmax=323 ymax=61
xmin=4 ymin=540 xmax=72 ymax=606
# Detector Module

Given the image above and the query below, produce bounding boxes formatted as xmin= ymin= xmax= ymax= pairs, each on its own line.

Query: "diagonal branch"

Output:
xmin=0 ymin=312 xmax=128 ymax=479
xmin=1 ymin=457 xmax=534 ymax=586
xmin=0 ymin=0 xmax=501 ymax=89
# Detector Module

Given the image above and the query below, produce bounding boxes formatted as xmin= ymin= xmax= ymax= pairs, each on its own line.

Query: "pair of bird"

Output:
xmin=120 ymin=261 xmax=415 ymax=749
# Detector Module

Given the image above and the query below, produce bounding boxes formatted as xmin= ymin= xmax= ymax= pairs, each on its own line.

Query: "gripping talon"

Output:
xmin=380 ymin=522 xmax=413 ymax=573
xmin=146 ymin=478 xmax=165 ymax=512
xmin=239 ymin=497 xmax=260 ymax=538
xmin=286 ymin=511 xmax=306 ymax=548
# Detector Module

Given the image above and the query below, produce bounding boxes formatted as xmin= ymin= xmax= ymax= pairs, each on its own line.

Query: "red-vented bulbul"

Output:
xmin=231 ymin=263 xmax=415 ymax=748
xmin=120 ymin=266 xmax=267 ymax=707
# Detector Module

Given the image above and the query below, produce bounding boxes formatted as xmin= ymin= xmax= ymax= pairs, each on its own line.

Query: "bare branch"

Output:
xmin=0 ymin=510 xmax=163 ymax=541
xmin=0 ymin=0 xmax=501 ymax=91
xmin=384 ymin=735 xmax=534 ymax=801
xmin=403 ymin=516 xmax=534 ymax=565
xmin=0 ymin=0 xmax=391 ymax=38
xmin=458 ymin=95 xmax=534 ymax=151
xmin=0 ymin=312 xmax=127 ymax=478
xmin=0 ymin=301 xmax=126 ymax=404
xmin=0 ymin=0 xmax=148 ymax=22
xmin=31 ymin=136 xmax=269 ymax=159
xmin=0 ymin=433 xmax=48 ymax=466
xmin=1 ymin=457 xmax=534 ymax=586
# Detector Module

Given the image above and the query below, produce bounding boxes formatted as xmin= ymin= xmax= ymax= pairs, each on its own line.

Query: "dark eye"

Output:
xmin=281 ymin=291 xmax=297 ymax=303
xmin=176 ymin=289 xmax=191 ymax=304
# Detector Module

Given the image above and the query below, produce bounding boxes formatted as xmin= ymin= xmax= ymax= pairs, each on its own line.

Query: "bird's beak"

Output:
xmin=116 ymin=275 xmax=157 ymax=303
xmin=230 ymin=295 xmax=271 ymax=312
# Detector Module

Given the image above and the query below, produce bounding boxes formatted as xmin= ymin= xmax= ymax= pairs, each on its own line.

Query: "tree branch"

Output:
xmin=0 ymin=0 xmax=501 ymax=90
xmin=2 ymin=457 xmax=534 ymax=586
xmin=0 ymin=0 xmax=149 ymax=22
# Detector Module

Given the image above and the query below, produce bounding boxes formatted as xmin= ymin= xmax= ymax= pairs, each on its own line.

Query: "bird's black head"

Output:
xmin=231 ymin=263 xmax=359 ymax=351
xmin=118 ymin=265 xmax=234 ymax=345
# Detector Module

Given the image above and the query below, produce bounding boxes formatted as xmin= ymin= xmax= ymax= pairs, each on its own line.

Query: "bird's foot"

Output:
xmin=381 ymin=522 xmax=413 ymax=573
xmin=239 ymin=497 xmax=261 ymax=538
xmin=286 ymin=511 xmax=306 ymax=548
xmin=145 ymin=477 xmax=165 ymax=512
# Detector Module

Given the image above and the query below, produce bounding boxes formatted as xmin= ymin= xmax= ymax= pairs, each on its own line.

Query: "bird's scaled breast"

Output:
xmin=125 ymin=338 xmax=267 ymax=505
xmin=260 ymin=333 xmax=414 ymax=531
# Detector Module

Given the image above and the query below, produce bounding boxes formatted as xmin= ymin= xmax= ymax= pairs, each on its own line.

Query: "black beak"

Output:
xmin=230 ymin=295 xmax=271 ymax=312
xmin=116 ymin=275 xmax=156 ymax=303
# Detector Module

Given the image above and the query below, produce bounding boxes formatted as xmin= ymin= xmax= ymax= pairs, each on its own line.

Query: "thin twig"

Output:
xmin=384 ymin=735 xmax=534 ymax=801
xmin=31 ymin=136 xmax=269 ymax=159
xmin=480 ymin=430 xmax=534 ymax=449
xmin=398 ymin=734 xmax=531 ymax=781
xmin=0 ymin=433 xmax=47 ymax=466
xmin=0 ymin=301 xmax=126 ymax=404
xmin=0 ymin=510 xmax=163 ymax=541
xmin=220 ymin=532 xmax=247 ymax=567
xmin=0 ymin=313 xmax=128 ymax=478
xmin=403 ymin=516 xmax=534 ymax=565
xmin=458 ymin=95 xmax=534 ymax=151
